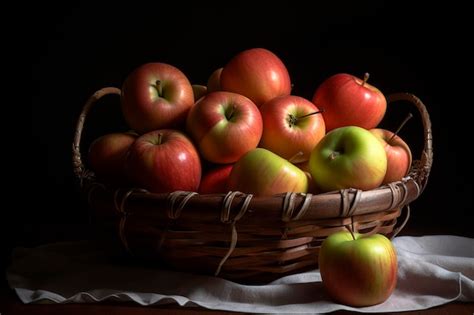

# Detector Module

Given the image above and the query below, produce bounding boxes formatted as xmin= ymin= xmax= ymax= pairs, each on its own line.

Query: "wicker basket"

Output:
xmin=72 ymin=87 xmax=433 ymax=283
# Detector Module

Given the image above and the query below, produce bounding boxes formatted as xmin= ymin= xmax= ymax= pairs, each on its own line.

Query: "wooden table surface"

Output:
xmin=2 ymin=224 xmax=473 ymax=315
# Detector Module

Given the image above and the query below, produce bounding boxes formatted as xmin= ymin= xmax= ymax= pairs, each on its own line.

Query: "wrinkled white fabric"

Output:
xmin=6 ymin=235 xmax=474 ymax=313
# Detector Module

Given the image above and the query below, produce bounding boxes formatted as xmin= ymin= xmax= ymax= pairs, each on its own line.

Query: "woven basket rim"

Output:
xmin=72 ymin=88 xmax=433 ymax=216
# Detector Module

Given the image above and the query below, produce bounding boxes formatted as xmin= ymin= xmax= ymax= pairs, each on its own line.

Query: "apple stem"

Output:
xmin=288 ymin=151 xmax=304 ymax=163
xmin=157 ymin=132 xmax=163 ymax=145
xmin=361 ymin=72 xmax=370 ymax=87
xmin=345 ymin=225 xmax=356 ymax=240
xmin=329 ymin=151 xmax=340 ymax=161
xmin=154 ymin=80 xmax=163 ymax=97
xmin=289 ymin=110 xmax=324 ymax=127
xmin=298 ymin=109 xmax=324 ymax=120
xmin=388 ymin=113 xmax=413 ymax=145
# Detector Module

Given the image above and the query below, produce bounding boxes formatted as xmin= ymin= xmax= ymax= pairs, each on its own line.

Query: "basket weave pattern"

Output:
xmin=73 ymin=88 xmax=433 ymax=283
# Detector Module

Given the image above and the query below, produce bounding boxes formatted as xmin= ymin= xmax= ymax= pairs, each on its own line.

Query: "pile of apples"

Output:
xmin=88 ymin=48 xmax=412 ymax=196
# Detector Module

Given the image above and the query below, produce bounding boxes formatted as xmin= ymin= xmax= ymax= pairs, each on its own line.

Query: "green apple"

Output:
xmin=319 ymin=230 xmax=398 ymax=306
xmin=228 ymin=148 xmax=308 ymax=196
xmin=309 ymin=126 xmax=387 ymax=192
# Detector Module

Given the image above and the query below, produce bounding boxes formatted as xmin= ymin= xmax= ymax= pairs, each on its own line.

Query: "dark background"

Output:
xmin=8 ymin=1 xmax=473 ymax=279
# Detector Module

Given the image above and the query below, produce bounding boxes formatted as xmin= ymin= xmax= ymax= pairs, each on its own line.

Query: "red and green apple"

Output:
xmin=319 ymin=230 xmax=398 ymax=307
xmin=228 ymin=148 xmax=308 ymax=196
xmin=121 ymin=62 xmax=194 ymax=134
xmin=220 ymin=48 xmax=291 ymax=107
xmin=312 ymin=73 xmax=386 ymax=131
xmin=186 ymin=91 xmax=263 ymax=164
xmin=126 ymin=129 xmax=201 ymax=193
xmin=259 ymin=95 xmax=326 ymax=163
xmin=309 ymin=126 xmax=387 ymax=192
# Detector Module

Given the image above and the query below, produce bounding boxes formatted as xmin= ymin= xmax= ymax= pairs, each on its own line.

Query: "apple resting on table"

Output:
xmin=319 ymin=230 xmax=398 ymax=307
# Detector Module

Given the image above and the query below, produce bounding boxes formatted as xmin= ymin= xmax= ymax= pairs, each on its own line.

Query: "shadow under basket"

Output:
xmin=73 ymin=88 xmax=433 ymax=284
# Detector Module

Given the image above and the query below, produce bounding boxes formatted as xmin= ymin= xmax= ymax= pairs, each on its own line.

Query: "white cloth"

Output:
xmin=6 ymin=235 xmax=474 ymax=313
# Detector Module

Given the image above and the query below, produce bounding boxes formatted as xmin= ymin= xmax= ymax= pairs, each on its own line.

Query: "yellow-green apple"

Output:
xmin=88 ymin=131 xmax=137 ymax=185
xmin=312 ymin=73 xmax=386 ymax=131
xmin=309 ymin=126 xmax=387 ymax=192
xmin=220 ymin=48 xmax=291 ymax=107
xmin=370 ymin=129 xmax=412 ymax=184
xmin=259 ymin=95 xmax=326 ymax=163
xmin=121 ymin=62 xmax=194 ymax=134
xmin=228 ymin=148 xmax=308 ymax=196
xmin=192 ymin=84 xmax=207 ymax=102
xmin=186 ymin=91 xmax=263 ymax=164
xmin=207 ymin=67 xmax=223 ymax=93
xmin=126 ymin=129 xmax=201 ymax=193
xmin=319 ymin=230 xmax=398 ymax=307
xmin=198 ymin=164 xmax=233 ymax=194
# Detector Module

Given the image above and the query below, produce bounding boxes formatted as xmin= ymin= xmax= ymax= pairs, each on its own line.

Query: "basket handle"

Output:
xmin=387 ymin=93 xmax=433 ymax=192
xmin=72 ymin=87 xmax=122 ymax=181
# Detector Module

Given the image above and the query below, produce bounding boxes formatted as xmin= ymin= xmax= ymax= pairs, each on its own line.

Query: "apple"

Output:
xmin=220 ymin=48 xmax=291 ymax=107
xmin=259 ymin=95 xmax=326 ymax=163
xmin=319 ymin=230 xmax=398 ymax=307
xmin=312 ymin=73 xmax=387 ymax=131
xmin=228 ymin=148 xmax=308 ymax=196
xmin=198 ymin=164 xmax=233 ymax=194
xmin=121 ymin=62 xmax=194 ymax=134
xmin=370 ymin=129 xmax=412 ymax=184
xmin=309 ymin=126 xmax=387 ymax=192
xmin=295 ymin=161 xmax=322 ymax=194
xmin=207 ymin=67 xmax=223 ymax=93
xmin=192 ymin=84 xmax=207 ymax=102
xmin=186 ymin=91 xmax=263 ymax=164
xmin=88 ymin=131 xmax=137 ymax=185
xmin=126 ymin=129 xmax=201 ymax=193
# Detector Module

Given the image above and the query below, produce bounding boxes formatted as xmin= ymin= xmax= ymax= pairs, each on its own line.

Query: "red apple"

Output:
xmin=192 ymin=84 xmax=208 ymax=102
xmin=220 ymin=48 xmax=291 ymax=107
xmin=312 ymin=73 xmax=386 ymax=131
xmin=228 ymin=148 xmax=308 ymax=196
xmin=121 ymin=62 xmax=194 ymax=134
xmin=370 ymin=128 xmax=412 ymax=184
xmin=126 ymin=129 xmax=201 ymax=193
xmin=319 ymin=230 xmax=398 ymax=307
xmin=207 ymin=67 xmax=223 ymax=93
xmin=186 ymin=91 xmax=263 ymax=164
xmin=259 ymin=95 xmax=326 ymax=163
xmin=88 ymin=131 xmax=137 ymax=185
xmin=198 ymin=164 xmax=233 ymax=194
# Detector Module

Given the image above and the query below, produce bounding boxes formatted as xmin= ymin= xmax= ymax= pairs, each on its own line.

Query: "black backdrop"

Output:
xmin=18 ymin=1 xmax=474 ymax=273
